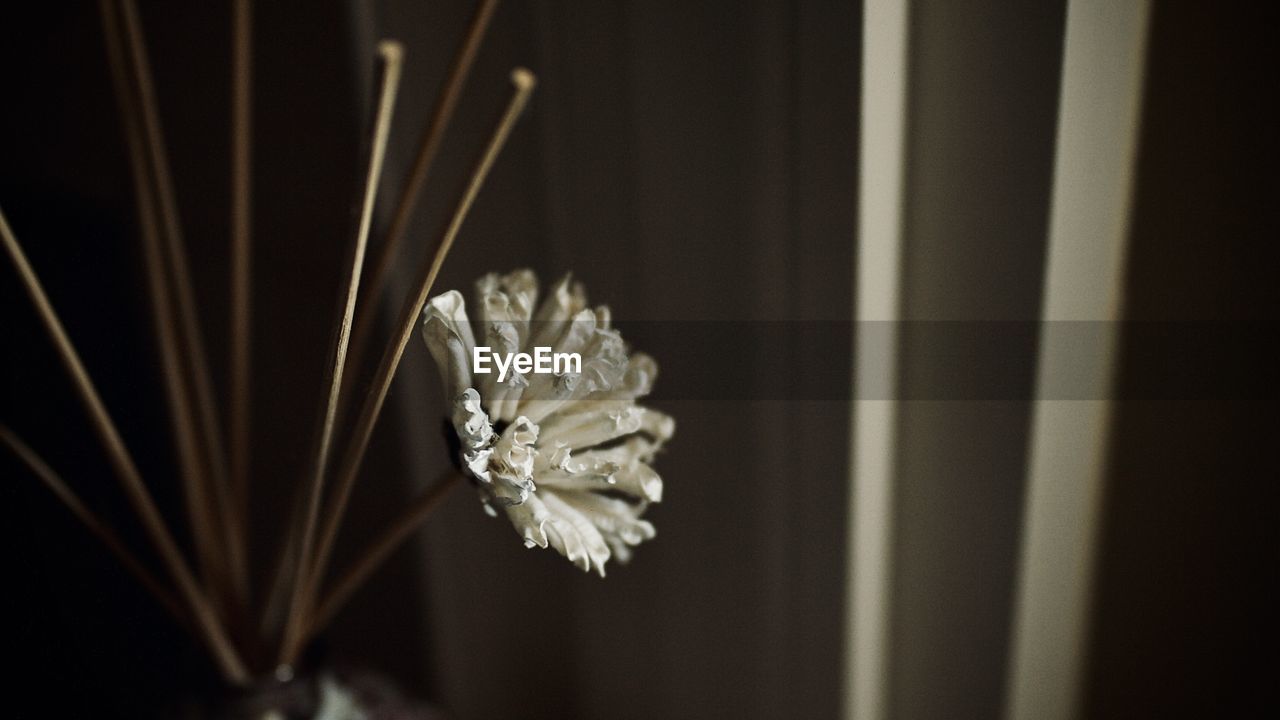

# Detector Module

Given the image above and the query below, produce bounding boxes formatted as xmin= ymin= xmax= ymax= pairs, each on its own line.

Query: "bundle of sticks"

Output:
xmin=0 ymin=0 xmax=528 ymax=684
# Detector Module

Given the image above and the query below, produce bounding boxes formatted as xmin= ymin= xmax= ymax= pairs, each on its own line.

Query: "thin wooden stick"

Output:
xmin=229 ymin=0 xmax=254 ymax=594
xmin=284 ymin=69 xmax=537 ymax=668
xmin=0 ymin=206 xmax=248 ymax=683
xmin=306 ymin=472 xmax=462 ymax=641
xmin=0 ymin=426 xmax=186 ymax=624
xmin=279 ymin=40 xmax=405 ymax=665
xmin=257 ymin=489 xmax=308 ymax=644
xmin=116 ymin=0 xmax=245 ymax=602
xmin=101 ymin=0 xmax=227 ymax=599
xmin=343 ymin=0 xmax=501 ymax=405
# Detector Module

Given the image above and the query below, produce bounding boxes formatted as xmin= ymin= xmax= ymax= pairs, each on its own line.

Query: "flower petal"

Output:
xmin=536 ymin=466 xmax=662 ymax=503
xmin=611 ymin=353 xmax=659 ymax=400
xmin=540 ymin=490 xmax=612 ymax=576
xmin=478 ymin=317 xmax=526 ymax=400
xmin=421 ymin=291 xmax=477 ymax=397
xmin=638 ymin=407 xmax=676 ymax=450
xmin=517 ymin=371 xmax=582 ymax=425
xmin=569 ymin=492 xmax=657 ymax=548
xmin=537 ymin=405 xmax=644 ymax=449
xmin=611 ymin=464 xmax=663 ymax=502
xmin=544 ymin=514 xmax=589 ymax=572
xmin=451 ymin=389 xmax=494 ymax=449
xmin=492 ymin=416 xmax=539 ymax=480
xmin=504 ymin=491 xmax=550 ymax=548
xmin=529 ymin=274 xmax=588 ymax=349
xmin=476 ymin=268 xmax=538 ymax=341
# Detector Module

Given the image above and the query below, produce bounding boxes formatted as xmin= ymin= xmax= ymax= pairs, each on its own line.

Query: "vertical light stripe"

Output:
xmin=847 ymin=1 xmax=909 ymax=719
xmin=1005 ymin=2 xmax=1150 ymax=719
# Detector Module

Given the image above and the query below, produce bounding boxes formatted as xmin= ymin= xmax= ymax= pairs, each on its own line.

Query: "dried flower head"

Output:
xmin=421 ymin=270 xmax=673 ymax=575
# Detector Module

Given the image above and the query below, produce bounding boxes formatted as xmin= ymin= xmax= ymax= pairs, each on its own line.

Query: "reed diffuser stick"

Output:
xmin=115 ymin=0 xmax=246 ymax=602
xmin=0 ymin=206 xmax=248 ymax=683
xmin=229 ymin=0 xmax=254 ymax=585
xmin=286 ymin=69 xmax=537 ymax=667
xmin=102 ymin=0 xmax=228 ymax=601
xmin=0 ymin=426 xmax=186 ymax=624
xmin=342 ymin=0 xmax=501 ymax=405
xmin=306 ymin=472 xmax=463 ymax=640
xmin=280 ymin=41 xmax=406 ymax=665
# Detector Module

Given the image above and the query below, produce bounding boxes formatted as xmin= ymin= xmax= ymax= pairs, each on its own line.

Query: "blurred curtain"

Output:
xmin=851 ymin=2 xmax=1275 ymax=720
xmin=850 ymin=1 xmax=1066 ymax=718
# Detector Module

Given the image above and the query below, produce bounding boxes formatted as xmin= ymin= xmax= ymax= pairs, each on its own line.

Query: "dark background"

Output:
xmin=1 ymin=1 xmax=1274 ymax=718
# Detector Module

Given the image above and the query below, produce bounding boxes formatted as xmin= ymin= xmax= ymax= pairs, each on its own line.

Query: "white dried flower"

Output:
xmin=422 ymin=270 xmax=673 ymax=575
